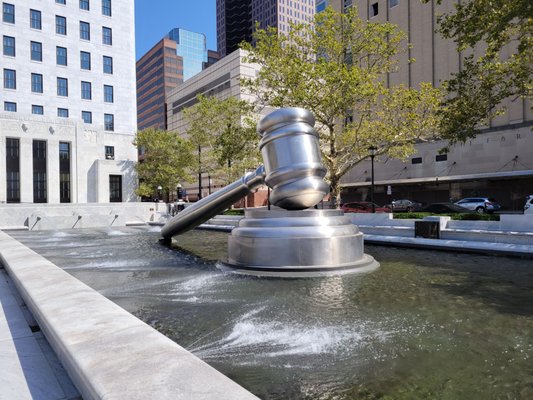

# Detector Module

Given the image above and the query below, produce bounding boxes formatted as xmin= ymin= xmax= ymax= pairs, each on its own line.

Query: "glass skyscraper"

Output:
xmin=167 ymin=28 xmax=208 ymax=81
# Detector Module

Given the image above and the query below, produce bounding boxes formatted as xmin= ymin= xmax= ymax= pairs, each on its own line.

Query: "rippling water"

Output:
xmin=10 ymin=226 xmax=533 ymax=399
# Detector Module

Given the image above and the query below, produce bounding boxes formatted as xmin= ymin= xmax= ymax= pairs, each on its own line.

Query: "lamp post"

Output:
xmin=157 ymin=185 xmax=162 ymax=202
xmin=368 ymin=146 xmax=377 ymax=213
xmin=198 ymin=145 xmax=202 ymax=200
xmin=208 ymin=174 xmax=212 ymax=195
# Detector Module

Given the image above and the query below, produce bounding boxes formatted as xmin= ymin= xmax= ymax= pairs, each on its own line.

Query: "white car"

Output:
xmin=525 ymin=195 xmax=533 ymax=214
xmin=454 ymin=197 xmax=501 ymax=213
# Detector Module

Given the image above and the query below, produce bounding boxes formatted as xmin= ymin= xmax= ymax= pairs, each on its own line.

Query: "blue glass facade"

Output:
xmin=167 ymin=28 xmax=207 ymax=81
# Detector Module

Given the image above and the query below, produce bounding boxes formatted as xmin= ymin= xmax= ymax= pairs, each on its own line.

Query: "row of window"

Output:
xmin=369 ymin=0 xmax=400 ymax=18
xmin=3 ymin=69 xmax=114 ymax=101
xmin=6 ymin=138 xmax=119 ymax=204
xmin=411 ymin=154 xmax=448 ymax=164
xmin=2 ymin=6 xmax=113 ymax=45
xmin=3 ymin=37 xmax=113 ymax=72
xmin=3 ymin=101 xmax=115 ymax=131
xmin=2 ymin=0 xmax=112 ymax=26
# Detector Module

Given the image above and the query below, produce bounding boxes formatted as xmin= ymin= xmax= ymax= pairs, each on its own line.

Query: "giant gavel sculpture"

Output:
xmin=162 ymin=108 xmax=379 ymax=277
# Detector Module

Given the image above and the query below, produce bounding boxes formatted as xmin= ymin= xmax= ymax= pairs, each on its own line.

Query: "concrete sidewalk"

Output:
xmin=0 ymin=268 xmax=80 ymax=400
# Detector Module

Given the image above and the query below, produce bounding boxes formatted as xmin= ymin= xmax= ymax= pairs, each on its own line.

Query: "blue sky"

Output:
xmin=134 ymin=0 xmax=217 ymax=60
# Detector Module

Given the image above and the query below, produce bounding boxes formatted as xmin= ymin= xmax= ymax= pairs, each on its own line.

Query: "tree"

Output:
xmin=183 ymin=95 xmax=261 ymax=184
xmin=242 ymin=7 xmax=442 ymax=205
xmin=424 ymin=0 xmax=533 ymax=145
xmin=133 ymin=128 xmax=194 ymax=199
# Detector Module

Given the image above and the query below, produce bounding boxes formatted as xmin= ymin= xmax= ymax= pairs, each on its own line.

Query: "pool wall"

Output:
xmin=0 ymin=230 xmax=258 ymax=400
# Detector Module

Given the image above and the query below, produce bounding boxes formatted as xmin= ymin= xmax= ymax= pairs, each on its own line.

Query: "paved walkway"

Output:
xmin=0 ymin=268 xmax=80 ymax=400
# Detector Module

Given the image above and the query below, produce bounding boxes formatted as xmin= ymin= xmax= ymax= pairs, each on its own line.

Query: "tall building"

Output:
xmin=339 ymin=0 xmax=533 ymax=210
xmin=216 ymin=0 xmax=315 ymax=57
xmin=0 ymin=0 xmax=138 ymax=204
xmin=137 ymin=38 xmax=182 ymax=131
xmin=136 ymin=29 xmax=218 ymax=131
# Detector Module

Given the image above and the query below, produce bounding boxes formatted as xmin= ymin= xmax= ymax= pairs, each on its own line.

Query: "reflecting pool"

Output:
xmin=10 ymin=227 xmax=533 ymax=399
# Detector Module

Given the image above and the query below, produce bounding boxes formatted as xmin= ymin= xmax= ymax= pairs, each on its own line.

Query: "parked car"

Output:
xmin=341 ymin=202 xmax=391 ymax=213
xmin=422 ymin=203 xmax=472 ymax=214
xmin=524 ymin=195 xmax=533 ymax=214
xmin=389 ymin=199 xmax=424 ymax=212
xmin=454 ymin=197 xmax=501 ymax=213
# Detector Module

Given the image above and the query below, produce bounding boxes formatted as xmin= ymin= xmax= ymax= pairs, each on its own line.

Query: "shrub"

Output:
xmin=223 ymin=209 xmax=245 ymax=215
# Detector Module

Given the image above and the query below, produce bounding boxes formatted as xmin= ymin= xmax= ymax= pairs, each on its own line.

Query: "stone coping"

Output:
xmin=0 ymin=231 xmax=258 ymax=400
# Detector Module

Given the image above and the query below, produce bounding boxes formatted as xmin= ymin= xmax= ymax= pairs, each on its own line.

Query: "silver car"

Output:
xmin=524 ymin=195 xmax=533 ymax=214
xmin=454 ymin=197 xmax=501 ymax=214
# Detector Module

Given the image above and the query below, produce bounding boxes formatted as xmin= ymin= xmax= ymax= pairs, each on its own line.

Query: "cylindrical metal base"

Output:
xmin=220 ymin=208 xmax=379 ymax=277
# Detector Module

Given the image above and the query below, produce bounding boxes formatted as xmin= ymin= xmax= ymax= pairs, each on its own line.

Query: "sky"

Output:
xmin=134 ymin=0 xmax=217 ymax=61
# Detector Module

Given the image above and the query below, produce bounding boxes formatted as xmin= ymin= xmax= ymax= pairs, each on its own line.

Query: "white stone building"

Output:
xmin=0 ymin=0 xmax=137 ymax=204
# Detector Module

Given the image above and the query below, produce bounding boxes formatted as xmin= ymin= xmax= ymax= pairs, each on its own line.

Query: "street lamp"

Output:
xmin=368 ymin=146 xmax=377 ymax=213
xmin=157 ymin=185 xmax=162 ymax=202
xmin=208 ymin=174 xmax=212 ymax=195
xmin=198 ymin=146 xmax=202 ymax=200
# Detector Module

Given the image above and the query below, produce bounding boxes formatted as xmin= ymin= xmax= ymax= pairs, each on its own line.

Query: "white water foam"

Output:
xmin=106 ymin=229 xmax=131 ymax=236
xmin=64 ymin=259 xmax=147 ymax=270
xmin=191 ymin=307 xmax=385 ymax=361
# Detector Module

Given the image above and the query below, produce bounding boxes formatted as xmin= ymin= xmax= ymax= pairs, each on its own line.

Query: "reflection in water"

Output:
xmin=10 ymin=227 xmax=533 ymax=400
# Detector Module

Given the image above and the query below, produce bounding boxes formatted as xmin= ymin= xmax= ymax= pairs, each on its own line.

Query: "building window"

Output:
xmin=56 ymin=46 xmax=67 ymax=65
xmin=104 ymin=85 xmax=113 ymax=103
xmin=104 ymin=113 xmax=114 ymax=131
xmin=57 ymin=108 xmax=69 ymax=117
xmin=4 ymin=101 xmax=16 ymax=112
xmin=109 ymin=175 xmax=122 ymax=202
xmin=81 ymin=81 xmax=91 ymax=99
xmin=411 ymin=157 xmax=422 ymax=164
xmin=56 ymin=0 xmax=66 ymax=4
xmin=105 ymin=145 xmax=114 ymax=160
xmin=103 ymin=56 xmax=113 ymax=74
xmin=6 ymin=138 xmax=20 ymax=203
xmin=5 ymin=137 xmax=21 ymax=202
xmin=79 ymin=0 xmax=89 ymax=11
xmin=102 ymin=27 xmax=112 ymax=45
xmin=389 ymin=0 xmax=399 ymax=7
xmin=32 ymin=105 xmax=44 ymax=115
xmin=31 ymin=73 xmax=43 ymax=93
xmin=80 ymin=21 xmax=90 ymax=40
xmin=435 ymin=154 xmax=448 ymax=162
xmin=82 ymin=110 xmax=92 ymax=123
xmin=2 ymin=3 xmax=14 ymax=24
xmin=56 ymin=16 xmax=67 ymax=35
xmin=30 ymin=9 xmax=41 ymax=29
xmin=80 ymin=51 xmax=91 ymax=70
xmin=59 ymin=142 xmax=71 ymax=203
xmin=3 ymin=69 xmax=15 ymax=89
xmin=33 ymin=140 xmax=47 ymax=203
xmin=30 ymin=41 xmax=42 ymax=62
xmin=370 ymin=2 xmax=378 ymax=17
xmin=3 ymin=35 xmax=15 ymax=56
xmin=57 ymin=77 xmax=68 ymax=96
xmin=102 ymin=0 xmax=111 ymax=16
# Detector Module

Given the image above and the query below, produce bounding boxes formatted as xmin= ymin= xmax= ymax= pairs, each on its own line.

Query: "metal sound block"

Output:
xmin=219 ymin=209 xmax=379 ymax=277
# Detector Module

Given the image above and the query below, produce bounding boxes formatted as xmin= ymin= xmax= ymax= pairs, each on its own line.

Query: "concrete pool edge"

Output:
xmin=0 ymin=231 xmax=258 ymax=400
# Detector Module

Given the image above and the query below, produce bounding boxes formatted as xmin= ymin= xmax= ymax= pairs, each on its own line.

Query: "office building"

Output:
xmin=0 ymin=0 xmax=138 ymax=204
xmin=136 ymin=28 xmax=219 ymax=131
xmin=338 ymin=0 xmax=533 ymax=210
xmin=216 ymin=0 xmax=315 ymax=57
xmin=166 ymin=49 xmax=271 ymax=200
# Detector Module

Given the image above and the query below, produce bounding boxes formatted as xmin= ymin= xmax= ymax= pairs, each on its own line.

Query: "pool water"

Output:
xmin=10 ymin=227 xmax=533 ymax=399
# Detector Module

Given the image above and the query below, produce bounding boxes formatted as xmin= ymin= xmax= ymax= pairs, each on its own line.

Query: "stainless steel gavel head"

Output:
xmin=258 ymin=108 xmax=330 ymax=210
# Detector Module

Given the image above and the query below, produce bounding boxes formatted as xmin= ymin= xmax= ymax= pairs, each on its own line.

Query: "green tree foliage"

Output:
xmin=241 ymin=7 xmax=442 ymax=204
xmin=424 ymin=0 xmax=533 ymax=145
xmin=183 ymin=95 xmax=261 ymax=184
xmin=133 ymin=128 xmax=193 ymax=198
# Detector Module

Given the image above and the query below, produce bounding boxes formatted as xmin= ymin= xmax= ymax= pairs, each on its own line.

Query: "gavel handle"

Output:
xmin=161 ymin=166 xmax=266 ymax=238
